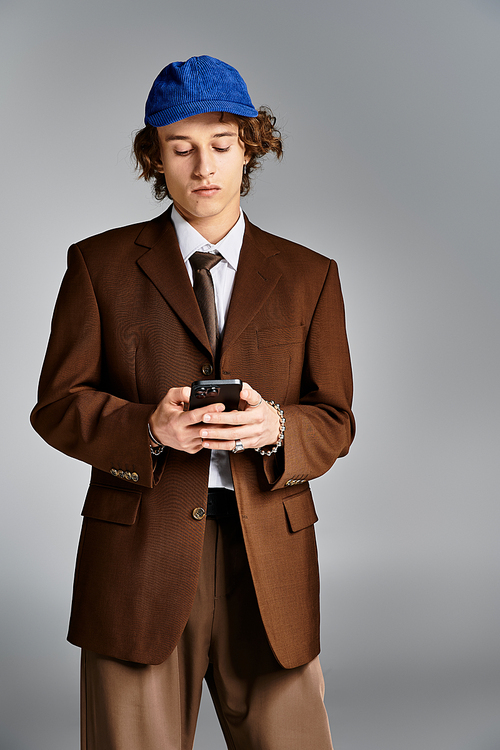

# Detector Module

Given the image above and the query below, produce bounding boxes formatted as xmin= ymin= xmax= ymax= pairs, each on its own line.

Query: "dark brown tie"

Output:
xmin=189 ymin=251 xmax=223 ymax=356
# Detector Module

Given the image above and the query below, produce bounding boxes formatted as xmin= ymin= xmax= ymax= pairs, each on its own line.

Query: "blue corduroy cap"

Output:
xmin=145 ymin=56 xmax=258 ymax=127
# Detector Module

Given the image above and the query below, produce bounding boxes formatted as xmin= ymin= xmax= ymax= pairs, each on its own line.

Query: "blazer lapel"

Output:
xmin=134 ymin=210 xmax=282 ymax=359
xmin=221 ymin=217 xmax=282 ymax=354
xmin=135 ymin=209 xmax=212 ymax=355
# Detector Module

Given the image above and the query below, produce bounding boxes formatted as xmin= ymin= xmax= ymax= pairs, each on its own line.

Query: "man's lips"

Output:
xmin=192 ymin=185 xmax=221 ymax=195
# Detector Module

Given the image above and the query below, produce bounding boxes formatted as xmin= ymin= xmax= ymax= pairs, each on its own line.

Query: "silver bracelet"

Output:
xmin=255 ymin=401 xmax=285 ymax=456
xmin=148 ymin=423 xmax=165 ymax=455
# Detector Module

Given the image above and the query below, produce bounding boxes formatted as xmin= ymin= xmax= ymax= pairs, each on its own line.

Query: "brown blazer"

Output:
xmin=31 ymin=208 xmax=354 ymax=668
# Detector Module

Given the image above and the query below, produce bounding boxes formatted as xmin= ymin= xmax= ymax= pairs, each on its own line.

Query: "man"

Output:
xmin=31 ymin=56 xmax=354 ymax=749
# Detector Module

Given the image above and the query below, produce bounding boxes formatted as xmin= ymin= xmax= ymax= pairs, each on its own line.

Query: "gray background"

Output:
xmin=1 ymin=1 xmax=499 ymax=748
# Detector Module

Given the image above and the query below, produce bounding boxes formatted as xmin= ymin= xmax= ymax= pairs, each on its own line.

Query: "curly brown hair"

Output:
xmin=132 ymin=107 xmax=283 ymax=201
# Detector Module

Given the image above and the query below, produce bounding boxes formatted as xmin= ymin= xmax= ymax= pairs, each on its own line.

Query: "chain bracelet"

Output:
xmin=254 ymin=400 xmax=285 ymax=456
xmin=148 ymin=423 xmax=165 ymax=456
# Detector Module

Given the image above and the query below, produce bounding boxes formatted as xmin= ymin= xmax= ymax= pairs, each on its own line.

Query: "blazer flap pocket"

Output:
xmin=283 ymin=489 xmax=318 ymax=532
xmin=82 ymin=484 xmax=142 ymax=525
xmin=257 ymin=324 xmax=306 ymax=349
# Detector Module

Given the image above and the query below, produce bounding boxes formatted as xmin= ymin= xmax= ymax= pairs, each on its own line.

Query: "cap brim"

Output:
xmin=145 ymin=99 xmax=258 ymax=126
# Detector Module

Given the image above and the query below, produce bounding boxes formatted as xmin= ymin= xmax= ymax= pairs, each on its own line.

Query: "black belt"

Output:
xmin=207 ymin=489 xmax=238 ymax=519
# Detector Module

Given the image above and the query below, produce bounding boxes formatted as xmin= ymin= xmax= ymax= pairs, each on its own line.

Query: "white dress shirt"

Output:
xmin=170 ymin=205 xmax=245 ymax=489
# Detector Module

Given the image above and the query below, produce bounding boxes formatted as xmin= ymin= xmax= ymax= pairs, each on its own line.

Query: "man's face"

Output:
xmin=157 ymin=112 xmax=247 ymax=234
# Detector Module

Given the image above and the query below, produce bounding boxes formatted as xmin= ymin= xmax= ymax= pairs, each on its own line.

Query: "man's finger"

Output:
xmin=188 ymin=402 xmax=227 ymax=422
xmin=166 ymin=386 xmax=191 ymax=405
xmin=202 ymin=409 xmax=255 ymax=425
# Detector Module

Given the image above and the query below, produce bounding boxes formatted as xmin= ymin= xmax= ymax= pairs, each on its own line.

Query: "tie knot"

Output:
xmin=189 ymin=251 xmax=222 ymax=274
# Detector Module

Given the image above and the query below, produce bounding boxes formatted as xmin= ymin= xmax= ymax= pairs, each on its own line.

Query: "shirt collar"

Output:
xmin=171 ymin=205 xmax=245 ymax=271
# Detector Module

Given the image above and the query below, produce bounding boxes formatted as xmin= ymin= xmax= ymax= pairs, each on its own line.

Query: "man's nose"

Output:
xmin=193 ymin=150 xmax=215 ymax=178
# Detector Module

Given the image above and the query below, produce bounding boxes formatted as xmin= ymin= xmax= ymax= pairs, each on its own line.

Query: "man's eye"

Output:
xmin=214 ymin=146 xmax=230 ymax=152
xmin=175 ymin=149 xmax=192 ymax=156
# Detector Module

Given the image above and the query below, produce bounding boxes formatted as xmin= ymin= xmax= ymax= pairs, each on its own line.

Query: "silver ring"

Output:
xmin=232 ymin=439 xmax=245 ymax=453
xmin=248 ymin=396 xmax=263 ymax=408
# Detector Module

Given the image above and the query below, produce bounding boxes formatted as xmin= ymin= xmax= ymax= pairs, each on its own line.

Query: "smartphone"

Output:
xmin=189 ymin=379 xmax=242 ymax=411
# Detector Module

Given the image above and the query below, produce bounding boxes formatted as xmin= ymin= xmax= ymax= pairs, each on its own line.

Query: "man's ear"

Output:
xmin=156 ymin=160 xmax=164 ymax=174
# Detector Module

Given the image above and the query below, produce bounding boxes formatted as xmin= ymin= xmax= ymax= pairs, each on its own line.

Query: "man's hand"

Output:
xmin=198 ymin=383 xmax=280 ymax=452
xmin=149 ymin=387 xmax=226 ymax=454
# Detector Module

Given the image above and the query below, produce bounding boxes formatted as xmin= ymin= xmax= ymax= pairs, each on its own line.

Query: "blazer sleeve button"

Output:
xmin=131 ymin=472 xmax=139 ymax=482
xmin=192 ymin=507 xmax=206 ymax=520
xmin=124 ymin=471 xmax=132 ymax=481
xmin=110 ymin=468 xmax=118 ymax=476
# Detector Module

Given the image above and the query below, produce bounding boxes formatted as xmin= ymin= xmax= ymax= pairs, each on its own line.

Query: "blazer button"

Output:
xmin=201 ymin=363 xmax=213 ymax=376
xmin=110 ymin=468 xmax=118 ymax=476
xmin=131 ymin=472 xmax=139 ymax=482
xmin=192 ymin=507 xmax=206 ymax=520
xmin=124 ymin=471 xmax=132 ymax=481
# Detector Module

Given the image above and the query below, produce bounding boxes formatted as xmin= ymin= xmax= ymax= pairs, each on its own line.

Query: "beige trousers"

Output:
xmin=81 ymin=517 xmax=333 ymax=750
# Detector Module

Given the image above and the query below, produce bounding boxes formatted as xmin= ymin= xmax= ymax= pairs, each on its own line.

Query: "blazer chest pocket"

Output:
xmin=283 ymin=488 xmax=318 ymax=532
xmin=256 ymin=324 xmax=306 ymax=349
xmin=82 ymin=484 xmax=142 ymax=526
